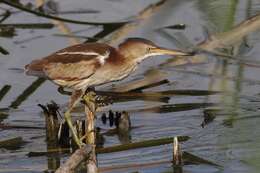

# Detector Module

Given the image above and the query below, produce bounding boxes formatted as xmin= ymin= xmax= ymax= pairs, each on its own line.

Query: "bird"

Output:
xmin=25 ymin=38 xmax=192 ymax=147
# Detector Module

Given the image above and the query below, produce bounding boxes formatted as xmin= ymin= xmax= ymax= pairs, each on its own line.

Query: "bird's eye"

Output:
xmin=147 ymin=47 xmax=152 ymax=52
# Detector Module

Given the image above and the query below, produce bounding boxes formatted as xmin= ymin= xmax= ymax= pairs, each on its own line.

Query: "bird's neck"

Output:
xmin=118 ymin=48 xmax=141 ymax=65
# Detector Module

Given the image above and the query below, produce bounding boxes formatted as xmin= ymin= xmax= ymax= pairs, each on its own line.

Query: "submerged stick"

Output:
xmin=0 ymin=124 xmax=44 ymax=130
xmin=99 ymin=152 xmax=219 ymax=173
xmin=0 ymin=46 xmax=9 ymax=55
xmin=173 ymin=137 xmax=183 ymax=173
xmin=39 ymin=102 xmax=61 ymax=171
xmin=97 ymin=136 xmax=189 ymax=154
xmin=0 ymin=85 xmax=11 ymax=102
xmin=96 ymin=89 xmax=220 ymax=98
xmin=173 ymin=137 xmax=183 ymax=166
xmin=0 ymin=137 xmax=25 ymax=149
xmin=55 ymin=145 xmax=92 ymax=173
xmin=0 ymin=23 xmax=54 ymax=29
xmin=28 ymin=136 xmax=189 ymax=157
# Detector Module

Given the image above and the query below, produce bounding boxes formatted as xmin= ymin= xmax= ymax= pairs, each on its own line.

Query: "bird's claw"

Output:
xmin=82 ymin=91 xmax=97 ymax=112
xmin=74 ymin=136 xmax=86 ymax=148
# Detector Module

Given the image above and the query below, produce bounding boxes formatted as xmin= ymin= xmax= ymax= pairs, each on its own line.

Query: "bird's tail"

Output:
xmin=24 ymin=59 xmax=47 ymax=78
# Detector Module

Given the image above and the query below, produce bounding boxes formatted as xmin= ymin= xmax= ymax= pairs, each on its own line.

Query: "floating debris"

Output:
xmin=0 ymin=26 xmax=15 ymax=37
xmin=161 ymin=24 xmax=186 ymax=30
xmin=108 ymin=110 xmax=114 ymax=127
xmin=201 ymin=108 xmax=219 ymax=127
xmin=117 ymin=111 xmax=131 ymax=144
xmin=183 ymin=151 xmax=220 ymax=166
xmin=0 ymin=46 xmax=9 ymax=55
xmin=96 ymin=127 xmax=105 ymax=148
xmin=0 ymin=10 xmax=11 ymax=23
xmin=117 ymin=111 xmax=131 ymax=132
xmin=0 ymin=137 xmax=26 ymax=150
xmin=114 ymin=112 xmax=121 ymax=128
xmin=0 ymin=112 xmax=9 ymax=122
xmin=101 ymin=113 xmax=107 ymax=125
xmin=58 ymin=121 xmax=70 ymax=147
xmin=173 ymin=137 xmax=183 ymax=166
xmin=38 ymin=102 xmax=60 ymax=148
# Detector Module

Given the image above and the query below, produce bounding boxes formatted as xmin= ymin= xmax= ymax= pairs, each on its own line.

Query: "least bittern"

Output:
xmin=25 ymin=38 xmax=192 ymax=147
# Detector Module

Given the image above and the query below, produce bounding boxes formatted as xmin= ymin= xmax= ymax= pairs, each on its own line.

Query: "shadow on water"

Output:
xmin=0 ymin=0 xmax=260 ymax=172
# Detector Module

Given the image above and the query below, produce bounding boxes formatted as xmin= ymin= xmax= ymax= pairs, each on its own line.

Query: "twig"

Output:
xmin=0 ymin=85 xmax=11 ymax=102
xmin=173 ymin=137 xmax=183 ymax=166
xmin=55 ymin=145 xmax=93 ymax=173
xmin=0 ymin=23 xmax=54 ymax=29
xmin=1 ymin=0 xmax=129 ymax=26
xmin=96 ymin=89 xmax=219 ymax=98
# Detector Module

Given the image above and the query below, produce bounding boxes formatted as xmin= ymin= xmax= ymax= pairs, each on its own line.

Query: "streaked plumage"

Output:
xmin=25 ymin=38 xmax=191 ymax=90
xmin=25 ymin=42 xmax=131 ymax=90
xmin=25 ymin=38 xmax=192 ymax=147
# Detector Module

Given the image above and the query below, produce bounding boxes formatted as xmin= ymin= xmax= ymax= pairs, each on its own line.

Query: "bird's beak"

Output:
xmin=151 ymin=47 xmax=194 ymax=56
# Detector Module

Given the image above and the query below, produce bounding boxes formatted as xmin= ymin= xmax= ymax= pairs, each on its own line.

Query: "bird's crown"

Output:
xmin=119 ymin=38 xmax=157 ymax=48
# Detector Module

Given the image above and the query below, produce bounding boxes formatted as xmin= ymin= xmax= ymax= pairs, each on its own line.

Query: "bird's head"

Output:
xmin=118 ymin=38 xmax=193 ymax=63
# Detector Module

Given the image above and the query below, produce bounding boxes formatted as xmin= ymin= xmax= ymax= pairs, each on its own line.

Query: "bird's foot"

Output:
xmin=96 ymin=95 xmax=113 ymax=107
xmin=79 ymin=129 xmax=96 ymax=143
xmin=82 ymin=91 xmax=97 ymax=113
xmin=75 ymin=137 xmax=86 ymax=148
xmin=64 ymin=111 xmax=85 ymax=148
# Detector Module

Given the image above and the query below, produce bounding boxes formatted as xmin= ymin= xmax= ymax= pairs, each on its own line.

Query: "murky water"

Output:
xmin=0 ymin=0 xmax=260 ymax=173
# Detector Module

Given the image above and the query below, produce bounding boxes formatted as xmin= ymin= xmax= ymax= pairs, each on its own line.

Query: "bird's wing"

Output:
xmin=43 ymin=57 xmax=100 ymax=81
xmin=26 ymin=42 xmax=114 ymax=80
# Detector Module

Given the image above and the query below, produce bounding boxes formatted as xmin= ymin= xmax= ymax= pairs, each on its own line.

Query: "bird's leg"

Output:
xmin=82 ymin=89 xmax=98 ymax=172
xmin=82 ymin=88 xmax=97 ymax=113
xmin=82 ymin=90 xmax=97 ymax=143
xmin=64 ymin=90 xmax=84 ymax=148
